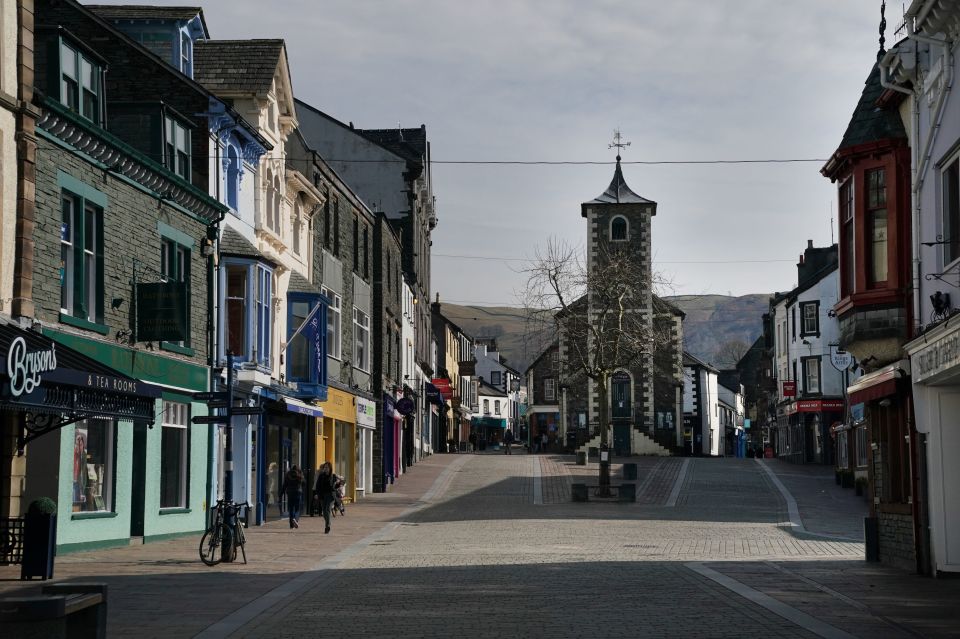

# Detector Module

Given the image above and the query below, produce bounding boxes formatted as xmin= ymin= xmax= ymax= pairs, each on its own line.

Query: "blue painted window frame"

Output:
xmin=219 ymin=258 xmax=272 ymax=368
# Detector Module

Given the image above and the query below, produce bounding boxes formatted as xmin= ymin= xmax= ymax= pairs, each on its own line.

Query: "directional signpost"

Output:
xmin=191 ymin=415 xmax=230 ymax=425
xmin=230 ymin=406 xmax=263 ymax=416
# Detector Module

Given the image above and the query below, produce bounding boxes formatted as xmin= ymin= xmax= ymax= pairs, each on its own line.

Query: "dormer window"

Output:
xmin=164 ymin=115 xmax=191 ymax=181
xmin=60 ymin=40 xmax=102 ymax=124
xmin=610 ymin=216 xmax=628 ymax=241
xmin=180 ymin=32 xmax=192 ymax=76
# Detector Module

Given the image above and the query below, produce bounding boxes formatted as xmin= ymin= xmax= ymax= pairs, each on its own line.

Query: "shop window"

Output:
xmin=287 ymin=293 xmax=327 ymax=386
xmin=160 ymin=237 xmax=191 ymax=348
xmin=856 ymin=424 xmax=868 ymax=468
xmin=164 ymin=115 xmax=191 ymax=181
xmin=59 ymin=40 xmax=102 ymax=124
xmin=72 ymin=419 xmax=115 ymax=513
xmin=221 ymin=260 xmax=272 ymax=367
xmin=160 ymin=401 xmax=189 ymax=509
xmin=60 ymin=187 xmax=104 ymax=326
xmin=353 ymin=307 xmax=370 ymax=372
xmin=943 ymin=155 xmax=960 ymax=264
xmin=800 ymin=301 xmax=819 ymax=337
xmin=321 ymin=287 xmax=342 ymax=360
xmin=802 ymin=357 xmax=820 ymax=395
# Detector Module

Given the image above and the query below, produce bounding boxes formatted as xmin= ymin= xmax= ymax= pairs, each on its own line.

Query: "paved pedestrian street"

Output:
xmin=4 ymin=454 xmax=960 ymax=638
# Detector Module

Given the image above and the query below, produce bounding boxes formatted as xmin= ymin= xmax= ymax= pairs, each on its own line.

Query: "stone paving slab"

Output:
xmin=0 ymin=454 xmax=460 ymax=638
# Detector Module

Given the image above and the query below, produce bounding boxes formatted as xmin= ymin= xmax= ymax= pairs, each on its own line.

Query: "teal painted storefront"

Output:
xmin=42 ymin=330 xmax=210 ymax=553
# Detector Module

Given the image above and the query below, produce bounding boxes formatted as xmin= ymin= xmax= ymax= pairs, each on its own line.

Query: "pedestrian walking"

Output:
xmin=469 ymin=432 xmax=478 ymax=453
xmin=503 ymin=429 xmax=514 ymax=454
xmin=315 ymin=461 xmax=336 ymax=534
xmin=281 ymin=466 xmax=305 ymax=529
xmin=541 ymin=432 xmax=549 ymax=454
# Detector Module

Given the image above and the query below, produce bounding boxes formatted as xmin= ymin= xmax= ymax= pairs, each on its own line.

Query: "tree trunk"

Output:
xmin=597 ymin=371 xmax=612 ymax=496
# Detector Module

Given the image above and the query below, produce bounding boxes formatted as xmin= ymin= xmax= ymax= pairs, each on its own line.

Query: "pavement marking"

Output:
xmin=755 ymin=459 xmax=803 ymax=529
xmin=195 ymin=456 xmax=471 ymax=639
xmin=532 ymin=455 xmax=543 ymax=505
xmin=685 ymin=562 xmax=856 ymax=639
xmin=666 ymin=458 xmax=690 ymax=507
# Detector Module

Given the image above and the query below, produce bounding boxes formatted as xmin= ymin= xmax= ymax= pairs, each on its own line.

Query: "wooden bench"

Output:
xmin=0 ymin=583 xmax=107 ymax=638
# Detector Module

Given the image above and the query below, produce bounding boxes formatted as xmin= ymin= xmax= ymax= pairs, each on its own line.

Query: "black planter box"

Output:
xmin=21 ymin=513 xmax=56 ymax=581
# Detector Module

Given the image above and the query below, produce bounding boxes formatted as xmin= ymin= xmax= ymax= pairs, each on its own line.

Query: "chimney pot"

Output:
xmin=807 ymin=239 xmax=814 ymax=249
xmin=799 ymin=254 xmax=804 ymax=264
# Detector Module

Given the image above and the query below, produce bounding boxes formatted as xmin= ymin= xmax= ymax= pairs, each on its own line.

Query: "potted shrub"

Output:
xmin=855 ymin=476 xmax=867 ymax=497
xmin=21 ymin=497 xmax=57 ymax=580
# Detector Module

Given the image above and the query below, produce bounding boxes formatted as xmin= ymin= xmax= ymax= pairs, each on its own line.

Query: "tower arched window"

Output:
xmin=610 ymin=216 xmax=628 ymax=241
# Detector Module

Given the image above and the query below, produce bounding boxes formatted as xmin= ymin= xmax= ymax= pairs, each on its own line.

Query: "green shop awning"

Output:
xmin=471 ymin=416 xmax=507 ymax=428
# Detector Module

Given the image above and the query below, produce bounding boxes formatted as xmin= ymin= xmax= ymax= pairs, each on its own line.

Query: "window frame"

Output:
xmin=839 ymin=178 xmax=855 ymax=296
xmin=58 ymin=173 xmax=106 ymax=329
xmin=544 ymin=378 xmax=556 ymax=402
xmin=610 ymin=215 xmax=628 ymax=242
xmin=353 ymin=306 xmax=370 ymax=372
xmin=163 ymin=113 xmax=192 ymax=181
xmin=799 ymin=301 xmax=819 ymax=338
xmin=321 ymin=286 xmax=342 ymax=361
xmin=58 ymin=36 xmax=104 ymax=124
xmin=802 ymin=356 xmax=821 ymax=396
xmin=866 ymin=167 xmax=888 ymax=286
xmin=490 ymin=370 xmax=501 ymax=387
xmin=286 ymin=292 xmax=327 ymax=387
xmin=159 ymin=225 xmax=193 ymax=351
xmin=942 ymin=153 xmax=960 ymax=267
xmin=159 ymin=400 xmax=190 ymax=510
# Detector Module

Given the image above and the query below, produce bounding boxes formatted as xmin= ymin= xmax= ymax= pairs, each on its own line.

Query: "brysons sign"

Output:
xmin=7 ymin=336 xmax=57 ymax=397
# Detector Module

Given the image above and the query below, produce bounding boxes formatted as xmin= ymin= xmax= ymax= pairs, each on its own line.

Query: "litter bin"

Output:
xmin=622 ymin=463 xmax=637 ymax=481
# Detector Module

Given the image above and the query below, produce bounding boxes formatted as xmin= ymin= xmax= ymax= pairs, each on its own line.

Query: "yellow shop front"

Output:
xmin=317 ymin=386 xmax=357 ymax=503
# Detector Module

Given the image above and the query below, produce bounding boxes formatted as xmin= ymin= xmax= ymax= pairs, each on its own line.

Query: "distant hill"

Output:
xmin=438 ymin=293 xmax=770 ymax=374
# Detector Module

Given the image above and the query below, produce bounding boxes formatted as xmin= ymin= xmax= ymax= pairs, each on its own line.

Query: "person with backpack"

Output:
xmin=315 ymin=461 xmax=336 ymax=534
xmin=281 ymin=466 xmax=305 ymax=529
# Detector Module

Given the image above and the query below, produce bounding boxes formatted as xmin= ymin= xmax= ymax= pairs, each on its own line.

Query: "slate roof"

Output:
xmin=219 ymin=226 xmax=268 ymax=262
xmin=288 ymin=270 xmax=320 ymax=295
xmin=683 ymin=351 xmax=720 ymax=374
xmin=193 ymin=40 xmax=284 ymax=95
xmin=357 ymin=127 xmax=427 ymax=166
xmin=585 ymin=158 xmax=655 ymax=206
xmin=85 ymin=5 xmax=206 ymax=27
xmin=837 ymin=62 xmax=907 ymax=152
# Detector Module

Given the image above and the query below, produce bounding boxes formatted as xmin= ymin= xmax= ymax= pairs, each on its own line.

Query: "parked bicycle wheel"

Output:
xmin=199 ymin=528 xmax=222 ymax=566
xmin=221 ymin=525 xmax=236 ymax=562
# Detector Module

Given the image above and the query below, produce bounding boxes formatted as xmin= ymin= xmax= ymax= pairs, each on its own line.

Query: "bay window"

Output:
xmin=322 ymin=286 xmax=342 ymax=360
xmin=840 ymin=180 xmax=854 ymax=295
xmin=221 ymin=259 xmax=273 ymax=367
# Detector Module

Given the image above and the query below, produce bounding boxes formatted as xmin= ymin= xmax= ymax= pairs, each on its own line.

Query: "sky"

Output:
xmin=96 ymin=0 xmax=890 ymax=306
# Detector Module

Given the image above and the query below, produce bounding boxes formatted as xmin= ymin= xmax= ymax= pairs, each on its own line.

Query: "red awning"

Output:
xmin=847 ymin=360 xmax=908 ymax=405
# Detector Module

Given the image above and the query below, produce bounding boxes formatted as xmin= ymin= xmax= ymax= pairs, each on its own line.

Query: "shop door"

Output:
xmin=130 ymin=422 xmax=148 ymax=537
xmin=613 ymin=424 xmax=631 ymax=456
xmin=611 ymin=374 xmax=631 ymax=420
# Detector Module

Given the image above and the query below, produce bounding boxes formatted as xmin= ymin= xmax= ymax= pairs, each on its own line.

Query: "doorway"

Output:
xmin=130 ymin=421 xmax=148 ymax=537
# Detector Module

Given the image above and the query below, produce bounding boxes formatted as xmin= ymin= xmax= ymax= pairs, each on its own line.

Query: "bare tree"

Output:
xmin=713 ymin=339 xmax=750 ymax=369
xmin=523 ymin=237 xmax=672 ymax=494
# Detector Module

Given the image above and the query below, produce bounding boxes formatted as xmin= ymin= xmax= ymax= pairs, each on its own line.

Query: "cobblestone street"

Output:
xmin=4 ymin=454 xmax=960 ymax=638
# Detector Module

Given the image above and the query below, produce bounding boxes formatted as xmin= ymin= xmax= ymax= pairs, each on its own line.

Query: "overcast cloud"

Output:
xmin=95 ymin=0 xmax=888 ymax=304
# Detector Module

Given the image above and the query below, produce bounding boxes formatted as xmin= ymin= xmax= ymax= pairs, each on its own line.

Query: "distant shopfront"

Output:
xmin=776 ymin=398 xmax=844 ymax=464
xmin=317 ymin=385 xmax=357 ymax=503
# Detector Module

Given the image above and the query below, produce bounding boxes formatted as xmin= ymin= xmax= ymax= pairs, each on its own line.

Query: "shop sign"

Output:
xmin=356 ymin=397 xmax=376 ymax=428
xmin=743 ymin=418 xmax=751 ymax=430
xmin=396 ymin=397 xmax=415 ymax=415
xmin=912 ymin=328 xmax=960 ymax=383
xmin=6 ymin=336 xmax=57 ymax=397
xmin=136 ymin=281 xmax=187 ymax=342
xmin=795 ymin=399 xmax=845 ymax=413
xmin=424 ymin=382 xmax=444 ymax=407
xmin=458 ymin=360 xmax=476 ymax=376
xmin=431 ymin=378 xmax=453 ymax=400
xmin=782 ymin=381 xmax=796 ymax=397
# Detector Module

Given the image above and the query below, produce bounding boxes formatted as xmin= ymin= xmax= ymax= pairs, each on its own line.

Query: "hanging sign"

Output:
xmin=6 ymin=336 xmax=57 ymax=397
xmin=136 ymin=282 xmax=187 ymax=342
xmin=396 ymin=397 xmax=415 ymax=415
xmin=831 ymin=350 xmax=854 ymax=371
xmin=782 ymin=381 xmax=797 ymax=397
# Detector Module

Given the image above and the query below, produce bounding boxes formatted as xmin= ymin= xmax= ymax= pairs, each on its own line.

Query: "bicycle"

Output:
xmin=199 ymin=499 xmax=248 ymax=566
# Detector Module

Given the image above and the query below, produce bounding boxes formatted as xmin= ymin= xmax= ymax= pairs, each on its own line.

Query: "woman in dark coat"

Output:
xmin=315 ymin=461 xmax=336 ymax=534
xmin=281 ymin=466 xmax=305 ymax=529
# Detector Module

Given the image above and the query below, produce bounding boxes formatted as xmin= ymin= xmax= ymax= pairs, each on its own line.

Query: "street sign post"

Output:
xmin=191 ymin=415 xmax=229 ymax=425
xmin=192 ymin=391 xmax=229 ymax=402
xmin=230 ymin=406 xmax=263 ymax=416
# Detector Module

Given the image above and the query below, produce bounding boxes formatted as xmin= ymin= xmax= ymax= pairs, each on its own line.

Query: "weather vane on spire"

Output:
xmin=609 ymin=129 xmax=630 ymax=161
